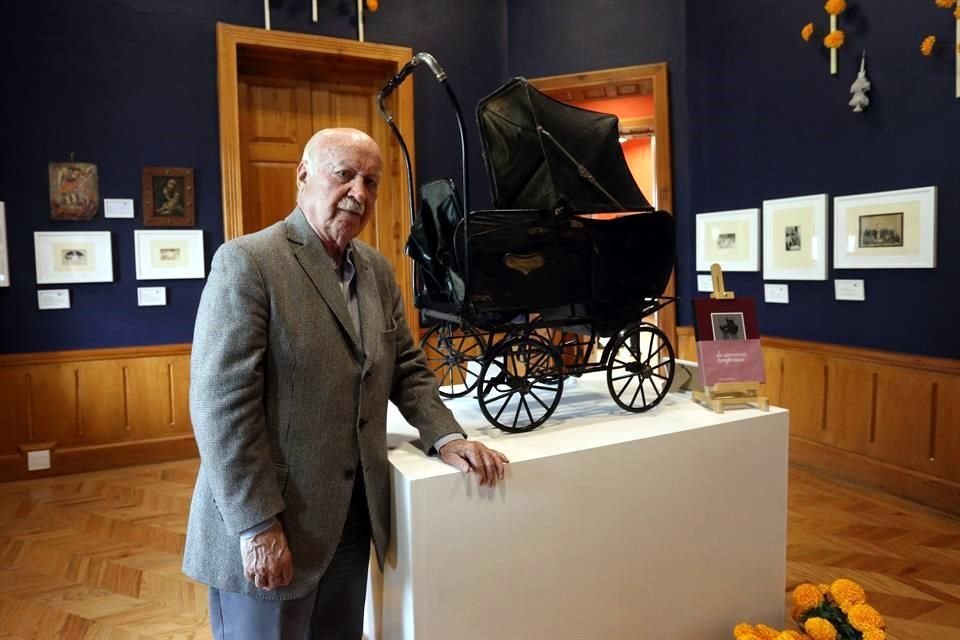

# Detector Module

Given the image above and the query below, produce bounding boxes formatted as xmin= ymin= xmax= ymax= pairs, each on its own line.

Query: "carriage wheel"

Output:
xmin=420 ymin=322 xmax=487 ymax=398
xmin=477 ymin=336 xmax=564 ymax=433
xmin=606 ymin=323 xmax=675 ymax=413
xmin=535 ymin=327 xmax=590 ymax=374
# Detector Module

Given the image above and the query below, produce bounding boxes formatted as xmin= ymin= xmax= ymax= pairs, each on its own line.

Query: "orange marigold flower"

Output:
xmin=804 ymin=617 xmax=838 ymax=640
xmin=792 ymin=583 xmax=824 ymax=611
xmin=817 ymin=584 xmax=830 ymax=594
xmin=366 ymin=0 xmax=379 ymax=11
xmin=847 ymin=603 xmax=886 ymax=631
xmin=734 ymin=623 xmax=756 ymax=638
xmin=775 ymin=632 xmax=808 ymax=640
xmin=921 ymin=35 xmax=937 ymax=56
xmin=935 ymin=0 xmax=954 ymax=9
xmin=829 ymin=578 xmax=866 ymax=609
xmin=861 ymin=629 xmax=886 ymax=640
xmin=825 ymin=0 xmax=847 ymax=15
xmin=801 ymin=23 xmax=815 ymax=41
xmin=824 ymin=30 xmax=845 ymax=49
xmin=754 ymin=625 xmax=780 ymax=639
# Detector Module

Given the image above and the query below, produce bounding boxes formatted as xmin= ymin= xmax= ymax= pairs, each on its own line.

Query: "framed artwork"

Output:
xmin=34 ymin=231 xmax=114 ymax=284
xmin=692 ymin=297 xmax=761 ymax=342
xmin=49 ymin=162 xmax=99 ymax=220
xmin=833 ymin=186 xmax=937 ymax=269
xmin=134 ymin=230 xmax=205 ymax=280
xmin=762 ymin=194 xmax=828 ymax=281
xmin=142 ymin=166 xmax=196 ymax=227
xmin=695 ymin=208 xmax=760 ymax=272
xmin=0 ymin=202 xmax=8 ymax=287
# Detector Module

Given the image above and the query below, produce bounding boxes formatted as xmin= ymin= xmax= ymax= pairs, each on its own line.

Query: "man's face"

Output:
xmin=297 ymin=134 xmax=382 ymax=253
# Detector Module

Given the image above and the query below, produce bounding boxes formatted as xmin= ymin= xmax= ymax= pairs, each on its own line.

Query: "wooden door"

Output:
xmin=219 ymin=24 xmax=416 ymax=328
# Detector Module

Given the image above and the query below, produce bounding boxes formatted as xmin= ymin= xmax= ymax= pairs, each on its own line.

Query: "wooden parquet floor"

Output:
xmin=0 ymin=461 xmax=957 ymax=639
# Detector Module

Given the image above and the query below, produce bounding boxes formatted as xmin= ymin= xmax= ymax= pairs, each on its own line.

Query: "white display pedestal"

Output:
xmin=365 ymin=374 xmax=789 ymax=640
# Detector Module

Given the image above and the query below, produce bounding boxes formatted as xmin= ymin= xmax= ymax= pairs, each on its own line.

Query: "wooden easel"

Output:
xmin=691 ymin=264 xmax=769 ymax=413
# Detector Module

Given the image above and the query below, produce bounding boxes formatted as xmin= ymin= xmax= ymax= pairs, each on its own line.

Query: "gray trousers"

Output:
xmin=209 ymin=474 xmax=372 ymax=640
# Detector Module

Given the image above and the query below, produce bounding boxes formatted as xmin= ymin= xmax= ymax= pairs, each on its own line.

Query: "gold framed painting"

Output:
xmin=762 ymin=194 xmax=828 ymax=281
xmin=142 ymin=166 xmax=196 ymax=227
xmin=833 ymin=186 xmax=936 ymax=269
xmin=695 ymin=208 xmax=759 ymax=272
xmin=49 ymin=162 xmax=99 ymax=220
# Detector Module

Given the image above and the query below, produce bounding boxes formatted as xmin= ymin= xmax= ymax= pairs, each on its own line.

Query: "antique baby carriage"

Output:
xmin=377 ymin=53 xmax=677 ymax=433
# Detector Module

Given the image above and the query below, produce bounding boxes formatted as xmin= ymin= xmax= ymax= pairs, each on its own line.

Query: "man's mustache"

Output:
xmin=338 ymin=197 xmax=364 ymax=215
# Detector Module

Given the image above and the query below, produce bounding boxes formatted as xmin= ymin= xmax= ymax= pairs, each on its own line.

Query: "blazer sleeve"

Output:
xmin=189 ymin=242 xmax=285 ymax=535
xmin=383 ymin=262 xmax=466 ymax=451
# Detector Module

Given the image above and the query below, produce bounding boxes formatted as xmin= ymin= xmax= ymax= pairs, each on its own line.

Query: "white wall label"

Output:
xmin=38 ymin=289 xmax=70 ymax=310
xmin=764 ymin=284 xmax=789 ymax=304
xmin=835 ymin=279 xmax=865 ymax=301
xmin=696 ymin=274 xmax=714 ymax=292
xmin=104 ymin=198 xmax=135 ymax=219
xmin=27 ymin=449 xmax=52 ymax=471
xmin=137 ymin=286 xmax=167 ymax=306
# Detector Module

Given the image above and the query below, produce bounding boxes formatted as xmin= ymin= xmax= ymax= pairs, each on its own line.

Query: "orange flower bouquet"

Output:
xmin=734 ymin=579 xmax=887 ymax=640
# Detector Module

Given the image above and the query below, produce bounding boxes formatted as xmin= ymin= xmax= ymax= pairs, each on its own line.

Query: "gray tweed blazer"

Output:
xmin=182 ymin=209 xmax=463 ymax=600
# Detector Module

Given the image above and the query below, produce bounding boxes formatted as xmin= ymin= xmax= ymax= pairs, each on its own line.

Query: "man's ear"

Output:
xmin=295 ymin=161 xmax=308 ymax=190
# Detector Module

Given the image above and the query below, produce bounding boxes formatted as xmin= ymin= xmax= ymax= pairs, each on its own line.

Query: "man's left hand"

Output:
xmin=439 ymin=440 xmax=509 ymax=487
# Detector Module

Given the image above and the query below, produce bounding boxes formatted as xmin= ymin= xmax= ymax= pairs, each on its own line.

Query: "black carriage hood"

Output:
xmin=476 ymin=77 xmax=654 ymax=214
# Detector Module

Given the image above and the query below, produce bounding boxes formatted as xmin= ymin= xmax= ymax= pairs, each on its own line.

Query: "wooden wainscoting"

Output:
xmin=677 ymin=327 xmax=960 ymax=515
xmin=0 ymin=344 xmax=197 ymax=482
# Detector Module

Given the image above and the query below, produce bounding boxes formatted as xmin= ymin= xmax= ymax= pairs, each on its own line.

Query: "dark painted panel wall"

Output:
xmin=686 ymin=0 xmax=959 ymax=358
xmin=0 ymin=0 xmax=506 ymax=354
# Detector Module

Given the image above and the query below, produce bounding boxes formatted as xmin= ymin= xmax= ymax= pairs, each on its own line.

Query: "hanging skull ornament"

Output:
xmin=849 ymin=51 xmax=871 ymax=113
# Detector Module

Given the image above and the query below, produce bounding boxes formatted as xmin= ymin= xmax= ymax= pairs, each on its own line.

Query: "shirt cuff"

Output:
xmin=433 ymin=433 xmax=466 ymax=452
xmin=240 ymin=516 xmax=279 ymax=539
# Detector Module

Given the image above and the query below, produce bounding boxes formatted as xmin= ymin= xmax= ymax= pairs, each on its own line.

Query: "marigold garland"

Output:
xmin=861 ymin=630 xmax=886 ymax=640
xmin=801 ymin=22 xmax=815 ymax=41
xmin=754 ymin=624 xmax=780 ymax=639
xmin=829 ymin=579 xmax=866 ymax=610
xmin=846 ymin=603 xmax=885 ymax=631
xmin=804 ymin=617 xmax=838 ymax=640
xmin=935 ymin=0 xmax=955 ymax=9
xmin=921 ymin=35 xmax=937 ymax=55
xmin=792 ymin=583 xmax=824 ymax=611
xmin=825 ymin=0 xmax=847 ymax=15
xmin=824 ymin=30 xmax=845 ymax=49
xmin=775 ymin=632 xmax=809 ymax=640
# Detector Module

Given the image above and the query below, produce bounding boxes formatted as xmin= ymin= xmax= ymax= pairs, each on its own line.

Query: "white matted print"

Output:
xmin=696 ymin=208 xmax=759 ymax=272
xmin=762 ymin=194 xmax=827 ymax=280
xmin=34 ymin=231 xmax=114 ymax=284
xmin=0 ymin=202 xmax=9 ymax=287
xmin=833 ymin=186 xmax=936 ymax=269
xmin=135 ymin=230 xmax=205 ymax=280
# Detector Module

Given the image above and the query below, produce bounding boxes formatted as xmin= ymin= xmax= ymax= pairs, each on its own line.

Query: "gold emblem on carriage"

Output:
xmin=503 ymin=252 xmax=545 ymax=276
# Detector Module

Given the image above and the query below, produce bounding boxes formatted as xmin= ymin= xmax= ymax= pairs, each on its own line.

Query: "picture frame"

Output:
xmin=0 ymin=202 xmax=9 ymax=287
xmin=695 ymin=208 xmax=760 ymax=272
xmin=833 ymin=186 xmax=937 ymax=269
xmin=134 ymin=230 xmax=205 ymax=280
xmin=692 ymin=297 xmax=761 ymax=342
xmin=692 ymin=296 xmax=765 ymax=386
xmin=142 ymin=166 xmax=196 ymax=227
xmin=34 ymin=231 xmax=114 ymax=284
xmin=49 ymin=161 xmax=99 ymax=220
xmin=762 ymin=194 xmax=828 ymax=281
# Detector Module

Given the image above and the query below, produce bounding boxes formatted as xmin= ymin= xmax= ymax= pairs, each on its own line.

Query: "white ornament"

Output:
xmin=849 ymin=51 xmax=871 ymax=113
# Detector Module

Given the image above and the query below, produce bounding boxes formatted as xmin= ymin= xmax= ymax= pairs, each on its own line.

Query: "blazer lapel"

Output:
xmin=286 ymin=209 xmax=364 ymax=361
xmin=353 ymin=247 xmax=385 ymax=372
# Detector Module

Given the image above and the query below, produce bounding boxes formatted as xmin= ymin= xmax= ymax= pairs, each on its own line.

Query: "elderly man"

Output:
xmin=183 ymin=128 xmax=507 ymax=639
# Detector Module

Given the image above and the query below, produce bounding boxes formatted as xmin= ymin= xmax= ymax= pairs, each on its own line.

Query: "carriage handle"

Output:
xmin=377 ymin=52 xmax=472 ymax=300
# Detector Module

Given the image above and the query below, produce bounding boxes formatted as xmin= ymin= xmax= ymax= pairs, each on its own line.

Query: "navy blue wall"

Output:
xmin=685 ymin=1 xmax=959 ymax=358
xmin=0 ymin=0 xmax=506 ymax=354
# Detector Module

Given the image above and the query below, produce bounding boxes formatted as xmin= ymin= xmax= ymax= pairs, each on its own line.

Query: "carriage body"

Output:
xmin=381 ymin=68 xmax=677 ymax=432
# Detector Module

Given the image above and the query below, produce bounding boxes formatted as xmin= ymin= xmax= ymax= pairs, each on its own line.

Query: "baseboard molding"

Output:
xmin=790 ymin=436 xmax=960 ymax=516
xmin=0 ymin=434 xmax=199 ymax=483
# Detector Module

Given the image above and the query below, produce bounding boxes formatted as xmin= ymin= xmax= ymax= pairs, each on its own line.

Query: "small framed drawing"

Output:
xmin=762 ymin=194 xmax=828 ymax=280
xmin=834 ymin=186 xmax=936 ymax=269
xmin=49 ymin=162 xmax=99 ymax=220
xmin=34 ymin=231 xmax=114 ymax=284
xmin=134 ymin=230 xmax=205 ymax=280
xmin=0 ymin=202 xmax=9 ymax=287
xmin=142 ymin=166 xmax=195 ymax=227
xmin=695 ymin=208 xmax=760 ymax=272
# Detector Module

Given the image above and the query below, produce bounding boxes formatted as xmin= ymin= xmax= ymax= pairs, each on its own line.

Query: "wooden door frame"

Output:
xmin=215 ymin=22 xmax=416 ymax=242
xmin=529 ymin=63 xmax=677 ymax=346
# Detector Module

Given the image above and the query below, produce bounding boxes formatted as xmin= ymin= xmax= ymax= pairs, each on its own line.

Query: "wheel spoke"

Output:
xmin=527 ymin=389 xmax=552 ymax=411
xmin=510 ymin=397 xmax=523 ymax=430
xmin=521 ymin=395 xmax=536 ymax=425
xmin=629 ymin=381 xmax=642 ymax=408
xmin=493 ymin=390 xmax=517 ymax=422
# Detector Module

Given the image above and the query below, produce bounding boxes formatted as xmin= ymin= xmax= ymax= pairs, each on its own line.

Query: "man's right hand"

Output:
xmin=240 ymin=521 xmax=293 ymax=590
